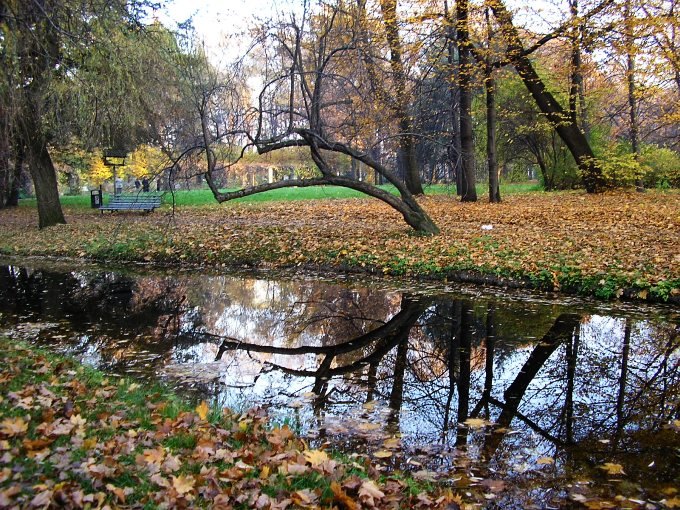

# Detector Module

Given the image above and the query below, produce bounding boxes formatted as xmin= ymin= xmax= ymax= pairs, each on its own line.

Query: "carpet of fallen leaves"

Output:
xmin=0 ymin=190 xmax=678 ymax=301
xmin=0 ymin=338 xmax=470 ymax=509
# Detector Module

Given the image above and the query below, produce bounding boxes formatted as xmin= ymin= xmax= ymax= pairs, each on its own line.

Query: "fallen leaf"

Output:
xmin=358 ymin=480 xmax=384 ymax=507
xmin=481 ymin=479 xmax=506 ymax=492
xmin=599 ymin=462 xmax=626 ymax=476
xmin=382 ymin=437 xmax=401 ymax=449
xmin=0 ymin=417 xmax=28 ymax=437
xmin=463 ymin=418 xmax=490 ymax=429
xmin=304 ymin=449 xmax=329 ymax=466
xmin=195 ymin=400 xmax=209 ymax=421
xmin=30 ymin=490 xmax=53 ymax=507
xmin=331 ymin=481 xmax=359 ymax=510
xmin=357 ymin=422 xmax=381 ymax=432
xmin=373 ymin=450 xmax=393 ymax=459
xmin=172 ymin=474 xmax=195 ymax=495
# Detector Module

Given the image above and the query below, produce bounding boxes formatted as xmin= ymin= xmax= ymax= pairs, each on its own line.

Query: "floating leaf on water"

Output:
xmin=413 ymin=470 xmax=438 ymax=482
xmin=383 ymin=438 xmax=401 ymax=449
xmin=599 ymin=463 xmax=626 ymax=476
xmin=463 ymin=418 xmax=491 ymax=430
xmin=362 ymin=401 xmax=376 ymax=411
xmin=357 ymin=422 xmax=381 ymax=432
xmin=373 ymin=450 xmax=392 ymax=459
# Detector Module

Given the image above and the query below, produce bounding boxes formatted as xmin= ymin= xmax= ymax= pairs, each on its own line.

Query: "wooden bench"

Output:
xmin=99 ymin=193 xmax=163 ymax=213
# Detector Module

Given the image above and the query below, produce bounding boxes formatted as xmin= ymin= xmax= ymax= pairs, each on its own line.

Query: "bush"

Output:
xmin=641 ymin=145 xmax=680 ymax=188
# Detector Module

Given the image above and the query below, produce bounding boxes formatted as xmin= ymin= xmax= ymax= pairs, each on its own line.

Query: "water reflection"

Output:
xmin=0 ymin=260 xmax=678 ymax=503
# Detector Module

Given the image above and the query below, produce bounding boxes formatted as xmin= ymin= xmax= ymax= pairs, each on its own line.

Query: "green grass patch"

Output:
xmin=18 ymin=181 xmax=543 ymax=209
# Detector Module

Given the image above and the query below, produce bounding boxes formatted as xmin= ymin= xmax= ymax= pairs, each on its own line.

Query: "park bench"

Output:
xmin=99 ymin=193 xmax=163 ymax=213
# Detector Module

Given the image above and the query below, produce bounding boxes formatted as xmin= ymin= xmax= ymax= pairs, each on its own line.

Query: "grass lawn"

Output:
xmin=18 ymin=182 xmax=543 ymax=208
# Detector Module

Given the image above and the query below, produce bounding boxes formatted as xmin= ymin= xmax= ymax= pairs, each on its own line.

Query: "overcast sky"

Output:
xmin=158 ymin=0 xmax=559 ymax=64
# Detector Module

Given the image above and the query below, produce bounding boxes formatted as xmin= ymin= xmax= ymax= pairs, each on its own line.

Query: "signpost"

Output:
xmin=103 ymin=149 xmax=127 ymax=196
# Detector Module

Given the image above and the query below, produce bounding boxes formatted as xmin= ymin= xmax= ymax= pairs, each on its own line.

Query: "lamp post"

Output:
xmin=103 ymin=149 xmax=127 ymax=196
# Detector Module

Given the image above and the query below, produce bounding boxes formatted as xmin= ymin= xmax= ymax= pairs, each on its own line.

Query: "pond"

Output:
xmin=1 ymin=258 xmax=678 ymax=507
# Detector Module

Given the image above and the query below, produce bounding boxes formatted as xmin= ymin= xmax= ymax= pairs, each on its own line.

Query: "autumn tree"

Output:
xmin=488 ymin=0 xmax=607 ymax=193
xmin=182 ymin=1 xmax=439 ymax=234
xmin=456 ymin=0 xmax=479 ymax=201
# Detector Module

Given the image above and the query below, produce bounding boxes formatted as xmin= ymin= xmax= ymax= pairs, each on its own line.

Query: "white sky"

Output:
xmin=158 ymin=0 xmax=560 ymax=65
xmin=158 ymin=0 xmax=289 ymax=63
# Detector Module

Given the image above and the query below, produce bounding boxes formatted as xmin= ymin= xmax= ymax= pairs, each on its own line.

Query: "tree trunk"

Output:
xmin=7 ymin=142 xmax=24 ymax=207
xmin=568 ymin=0 xmax=589 ymax=135
xmin=490 ymin=0 xmax=605 ymax=193
xmin=532 ymin=147 xmax=553 ymax=190
xmin=25 ymin=133 xmax=66 ymax=229
xmin=379 ymin=0 xmax=424 ymax=195
xmin=0 ymin=147 xmax=9 ymax=209
xmin=486 ymin=75 xmax=500 ymax=203
xmin=624 ymin=0 xmax=643 ymax=190
xmin=456 ymin=300 xmax=472 ymax=446
xmin=457 ymin=0 xmax=477 ymax=202
xmin=486 ymin=8 xmax=501 ymax=203
xmin=444 ymin=0 xmax=463 ymax=195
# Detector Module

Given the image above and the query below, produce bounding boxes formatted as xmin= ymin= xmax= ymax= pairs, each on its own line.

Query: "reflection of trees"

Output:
xmin=0 ymin=265 xmax=192 ymax=372
xmin=480 ymin=313 xmax=582 ymax=458
xmin=214 ymin=295 xmax=431 ymax=411
xmin=185 ymin=276 xmax=400 ymax=349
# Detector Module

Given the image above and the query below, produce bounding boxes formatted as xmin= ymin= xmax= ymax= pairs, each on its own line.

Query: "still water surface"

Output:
xmin=1 ymin=258 xmax=678 ymax=506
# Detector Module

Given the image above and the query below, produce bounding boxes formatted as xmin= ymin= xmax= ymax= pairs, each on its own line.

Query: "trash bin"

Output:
xmin=90 ymin=189 xmax=102 ymax=208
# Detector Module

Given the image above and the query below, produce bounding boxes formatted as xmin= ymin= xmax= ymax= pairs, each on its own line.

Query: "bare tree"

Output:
xmin=187 ymin=2 xmax=439 ymax=234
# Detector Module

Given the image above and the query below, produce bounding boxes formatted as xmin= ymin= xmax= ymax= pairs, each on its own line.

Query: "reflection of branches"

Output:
xmin=481 ymin=313 xmax=582 ymax=458
xmin=285 ymin=296 xmax=386 ymax=338
xmin=486 ymin=395 xmax=565 ymax=447
xmin=215 ymin=295 xmax=428 ymax=360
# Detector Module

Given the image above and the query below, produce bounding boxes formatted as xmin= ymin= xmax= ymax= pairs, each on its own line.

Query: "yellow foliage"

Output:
xmin=88 ymin=157 xmax=112 ymax=186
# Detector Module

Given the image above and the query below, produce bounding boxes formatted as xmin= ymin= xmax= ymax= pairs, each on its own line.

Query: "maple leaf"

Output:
xmin=150 ymin=473 xmax=171 ymax=488
xmin=161 ymin=454 xmax=182 ymax=473
xmin=30 ymin=490 xmax=53 ymax=507
xmin=70 ymin=414 xmax=86 ymax=427
xmin=358 ymin=480 xmax=384 ymax=507
xmin=303 ymin=449 xmax=329 ymax=466
xmin=143 ymin=446 xmax=166 ymax=465
xmin=172 ymin=474 xmax=195 ymax=495
xmin=195 ymin=400 xmax=210 ymax=420
xmin=48 ymin=418 xmax=75 ymax=437
xmin=664 ymin=497 xmax=680 ymax=509
xmin=105 ymin=483 xmax=127 ymax=503
xmin=285 ymin=462 xmax=309 ymax=475
xmin=292 ymin=489 xmax=318 ymax=506
xmin=0 ymin=417 xmax=28 ymax=437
